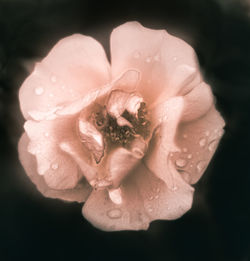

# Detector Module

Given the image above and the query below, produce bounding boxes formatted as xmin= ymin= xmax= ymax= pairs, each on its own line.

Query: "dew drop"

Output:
xmin=133 ymin=51 xmax=141 ymax=59
xmin=208 ymin=139 xmax=218 ymax=152
xmin=183 ymin=134 xmax=187 ymax=139
xmin=154 ymin=195 xmax=159 ymax=199
xmin=173 ymin=56 xmax=177 ymax=61
xmin=175 ymin=158 xmax=187 ymax=168
xmin=51 ymin=75 xmax=57 ymax=83
xmin=49 ymin=93 xmax=54 ymax=98
xmin=205 ymin=130 xmax=210 ymax=136
xmin=44 ymin=132 xmax=49 ymax=137
xmin=156 ymin=187 xmax=160 ymax=193
xmin=187 ymin=154 xmax=192 ymax=159
xmin=171 ymin=185 xmax=178 ymax=191
xmin=148 ymin=208 xmax=153 ymax=213
xmin=154 ymin=54 xmax=160 ymax=61
xmin=107 ymin=209 xmax=122 ymax=219
xmin=197 ymin=160 xmax=206 ymax=173
xmin=183 ymin=147 xmax=188 ymax=152
xmin=51 ymin=163 xmax=59 ymax=170
xmin=148 ymin=195 xmax=154 ymax=201
xmin=146 ymin=56 xmax=152 ymax=63
xmin=199 ymin=138 xmax=206 ymax=147
xmin=35 ymin=87 xmax=44 ymax=95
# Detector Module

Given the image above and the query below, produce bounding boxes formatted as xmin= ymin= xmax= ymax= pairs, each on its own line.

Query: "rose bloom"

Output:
xmin=18 ymin=21 xmax=225 ymax=231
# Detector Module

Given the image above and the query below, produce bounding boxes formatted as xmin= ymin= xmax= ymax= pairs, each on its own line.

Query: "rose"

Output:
xmin=18 ymin=21 xmax=225 ymax=231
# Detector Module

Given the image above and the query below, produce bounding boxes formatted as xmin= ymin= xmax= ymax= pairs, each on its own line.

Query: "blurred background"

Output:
xmin=1 ymin=0 xmax=250 ymax=260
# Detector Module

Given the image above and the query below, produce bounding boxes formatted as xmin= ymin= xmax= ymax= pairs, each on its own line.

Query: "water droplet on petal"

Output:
xmin=146 ymin=56 xmax=152 ymax=63
xmin=51 ymin=75 xmax=57 ymax=83
xmin=183 ymin=134 xmax=187 ymax=139
xmin=156 ymin=187 xmax=160 ymax=193
xmin=107 ymin=209 xmax=122 ymax=219
xmin=175 ymin=158 xmax=187 ymax=168
xmin=49 ymin=93 xmax=54 ymax=98
xmin=205 ymin=130 xmax=210 ymax=136
xmin=171 ymin=185 xmax=178 ymax=191
xmin=208 ymin=139 xmax=218 ymax=152
xmin=44 ymin=132 xmax=49 ymax=137
xmin=154 ymin=195 xmax=159 ymax=199
xmin=51 ymin=163 xmax=58 ymax=170
xmin=183 ymin=147 xmax=188 ymax=152
xmin=35 ymin=87 xmax=44 ymax=95
xmin=148 ymin=208 xmax=153 ymax=212
xmin=154 ymin=54 xmax=160 ymax=61
xmin=199 ymin=138 xmax=206 ymax=147
xmin=187 ymin=154 xmax=192 ymax=159
xmin=173 ymin=56 xmax=177 ymax=61
xmin=133 ymin=51 xmax=141 ymax=59
xmin=148 ymin=195 xmax=154 ymax=201
xmin=197 ymin=160 xmax=206 ymax=173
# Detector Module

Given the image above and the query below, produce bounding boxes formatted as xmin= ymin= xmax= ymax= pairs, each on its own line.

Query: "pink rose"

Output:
xmin=18 ymin=21 xmax=225 ymax=231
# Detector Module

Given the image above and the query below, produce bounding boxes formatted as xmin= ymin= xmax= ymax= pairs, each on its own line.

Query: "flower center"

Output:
xmin=93 ymin=102 xmax=150 ymax=147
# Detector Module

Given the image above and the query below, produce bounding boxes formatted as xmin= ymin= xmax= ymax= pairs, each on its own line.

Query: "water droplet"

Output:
xmin=146 ymin=57 xmax=152 ymax=63
xmin=183 ymin=134 xmax=187 ymax=139
xmin=51 ymin=75 xmax=57 ymax=83
xmin=175 ymin=158 xmax=187 ymax=168
xmin=44 ymin=132 xmax=49 ymax=137
xmin=205 ymin=130 xmax=210 ymax=136
xmin=154 ymin=195 xmax=159 ymax=199
xmin=197 ymin=160 xmax=206 ymax=173
xmin=187 ymin=154 xmax=192 ymax=159
xmin=133 ymin=51 xmax=141 ymax=59
xmin=208 ymin=139 xmax=217 ymax=152
xmin=148 ymin=208 xmax=153 ymax=212
xmin=171 ymin=185 xmax=178 ymax=191
xmin=173 ymin=56 xmax=177 ymax=61
xmin=148 ymin=195 xmax=154 ymax=201
xmin=183 ymin=147 xmax=188 ymax=152
xmin=107 ymin=209 xmax=122 ymax=219
xmin=61 ymin=85 xmax=65 ymax=89
xmin=156 ymin=187 xmax=160 ymax=193
xmin=35 ymin=87 xmax=44 ymax=95
xmin=199 ymin=138 xmax=206 ymax=147
xmin=51 ymin=163 xmax=58 ymax=170
xmin=49 ymin=93 xmax=54 ymax=98
xmin=154 ymin=54 xmax=160 ymax=61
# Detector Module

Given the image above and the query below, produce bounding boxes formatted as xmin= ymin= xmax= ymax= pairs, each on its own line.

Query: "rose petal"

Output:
xmin=171 ymin=105 xmax=225 ymax=184
xmin=111 ymin=21 xmax=201 ymax=105
xmin=18 ymin=134 xmax=91 ymax=202
xmin=145 ymin=97 xmax=184 ymax=188
xmin=82 ymin=163 xmax=193 ymax=231
xmin=181 ymin=82 xmax=214 ymax=122
xmin=19 ymin=34 xmax=111 ymax=119
xmin=24 ymin=117 xmax=82 ymax=189
xmin=82 ymin=173 xmax=150 ymax=231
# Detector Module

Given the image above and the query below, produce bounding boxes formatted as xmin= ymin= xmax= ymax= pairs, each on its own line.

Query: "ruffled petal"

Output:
xmin=23 ymin=117 xmax=83 ymax=189
xmin=145 ymin=97 xmax=184 ymax=188
xmin=82 ymin=163 xmax=193 ymax=231
xmin=19 ymin=34 xmax=111 ymax=119
xmin=82 ymin=166 xmax=150 ymax=231
xmin=171 ymin=105 xmax=225 ymax=184
xmin=18 ymin=134 xmax=91 ymax=202
xmin=110 ymin=21 xmax=201 ymax=105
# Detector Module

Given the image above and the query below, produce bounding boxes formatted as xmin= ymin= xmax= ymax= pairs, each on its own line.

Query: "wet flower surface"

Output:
xmin=18 ymin=21 xmax=225 ymax=231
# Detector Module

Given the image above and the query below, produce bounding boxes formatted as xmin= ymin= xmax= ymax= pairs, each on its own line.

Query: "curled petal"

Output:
xmin=171 ymin=105 xmax=225 ymax=184
xmin=24 ymin=117 xmax=81 ymax=189
xmin=18 ymin=134 xmax=91 ymax=202
xmin=111 ymin=21 xmax=201 ymax=105
xmin=19 ymin=34 xmax=111 ymax=119
xmin=145 ymin=97 xmax=184 ymax=188
xmin=107 ymin=138 xmax=147 ymax=188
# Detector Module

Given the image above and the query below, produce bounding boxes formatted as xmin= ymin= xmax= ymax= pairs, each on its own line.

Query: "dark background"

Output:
xmin=1 ymin=0 xmax=250 ymax=260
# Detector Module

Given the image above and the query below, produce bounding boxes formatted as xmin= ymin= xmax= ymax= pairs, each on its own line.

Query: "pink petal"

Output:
xmin=170 ymin=105 xmax=225 ymax=184
xmin=18 ymin=134 xmax=91 ymax=202
xmin=110 ymin=21 xmax=201 ymax=105
xmin=82 ymin=163 xmax=193 ymax=231
xmin=24 ymin=117 xmax=83 ymax=189
xmin=19 ymin=34 xmax=111 ymax=119
xmin=82 ymin=167 xmax=150 ymax=231
xmin=145 ymin=97 xmax=184 ymax=188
